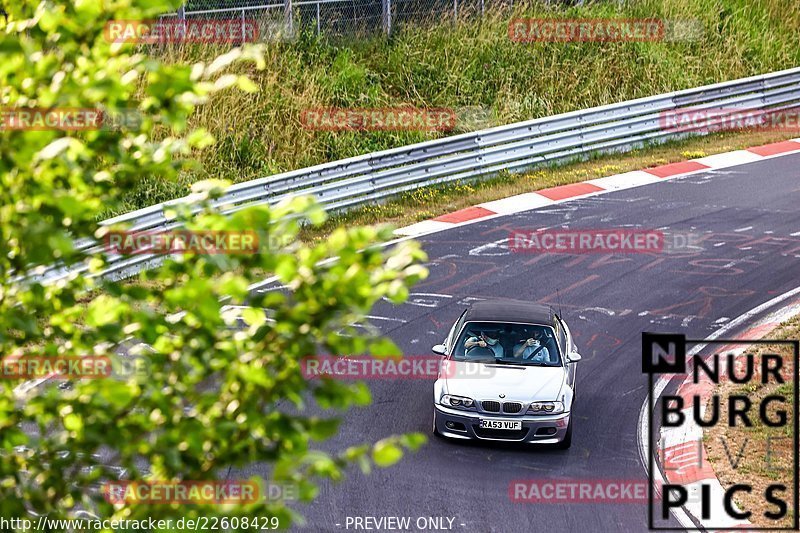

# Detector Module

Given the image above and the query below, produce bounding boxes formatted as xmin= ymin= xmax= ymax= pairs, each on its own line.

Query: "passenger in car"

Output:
xmin=513 ymin=329 xmax=551 ymax=361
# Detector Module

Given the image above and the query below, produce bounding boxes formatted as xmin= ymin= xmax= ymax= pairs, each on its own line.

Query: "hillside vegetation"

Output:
xmin=115 ymin=0 xmax=800 ymax=216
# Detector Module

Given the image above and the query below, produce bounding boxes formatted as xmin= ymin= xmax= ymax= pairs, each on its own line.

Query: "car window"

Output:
xmin=451 ymin=321 xmax=562 ymax=366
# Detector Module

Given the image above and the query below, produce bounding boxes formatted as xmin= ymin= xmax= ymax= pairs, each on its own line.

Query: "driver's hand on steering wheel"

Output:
xmin=525 ymin=338 xmax=536 ymax=346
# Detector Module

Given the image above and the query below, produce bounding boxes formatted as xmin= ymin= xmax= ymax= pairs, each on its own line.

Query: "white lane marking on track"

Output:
xmin=131 ymin=342 xmax=156 ymax=355
xmin=457 ymin=296 xmax=486 ymax=306
xmin=693 ymin=150 xmax=763 ymax=169
xmin=393 ymin=219 xmax=455 ymax=237
xmin=582 ymin=307 xmax=617 ymax=316
xmin=720 ymin=255 xmax=755 ymax=269
xmin=256 ymin=283 xmax=287 ymax=293
xmin=479 ymin=192 xmax=553 ymax=215
xmin=620 ymin=385 xmax=646 ymax=397
xmin=733 ymin=226 xmax=752 ymax=232
xmin=587 ymin=171 xmax=661 ymax=191
xmin=791 ymin=231 xmax=800 ymax=237
xmin=468 ymin=238 xmax=510 ymax=256
xmin=365 ymin=315 xmax=407 ymax=323
xmin=387 ymin=292 xmax=453 ymax=308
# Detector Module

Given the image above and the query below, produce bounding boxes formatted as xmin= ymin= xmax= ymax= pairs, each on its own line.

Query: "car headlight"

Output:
xmin=527 ymin=401 xmax=565 ymax=415
xmin=441 ymin=394 xmax=476 ymax=410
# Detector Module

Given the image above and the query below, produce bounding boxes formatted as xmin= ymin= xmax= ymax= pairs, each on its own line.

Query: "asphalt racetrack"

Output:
xmin=251 ymin=152 xmax=800 ymax=532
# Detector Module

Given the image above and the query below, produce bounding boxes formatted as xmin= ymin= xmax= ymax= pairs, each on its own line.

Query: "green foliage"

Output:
xmin=0 ymin=1 xmax=427 ymax=528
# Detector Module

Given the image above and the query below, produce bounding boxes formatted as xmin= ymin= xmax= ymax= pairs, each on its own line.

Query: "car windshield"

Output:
xmin=451 ymin=321 xmax=562 ymax=366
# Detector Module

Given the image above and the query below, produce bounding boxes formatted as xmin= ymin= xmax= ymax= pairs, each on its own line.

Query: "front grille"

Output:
xmin=503 ymin=402 xmax=523 ymax=414
xmin=473 ymin=426 xmax=529 ymax=440
xmin=481 ymin=400 xmax=501 ymax=413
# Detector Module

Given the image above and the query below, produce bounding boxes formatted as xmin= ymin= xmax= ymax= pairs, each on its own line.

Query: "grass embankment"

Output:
xmin=110 ymin=0 xmax=800 ymax=222
xmin=705 ymin=315 xmax=799 ymax=529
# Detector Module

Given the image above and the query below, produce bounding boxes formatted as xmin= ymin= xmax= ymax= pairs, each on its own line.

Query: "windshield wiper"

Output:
xmin=494 ymin=359 xmax=551 ymax=366
xmin=490 ymin=359 xmax=530 ymax=366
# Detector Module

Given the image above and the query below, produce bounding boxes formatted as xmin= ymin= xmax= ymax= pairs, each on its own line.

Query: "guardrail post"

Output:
xmin=177 ymin=4 xmax=186 ymax=35
xmin=283 ymin=0 xmax=293 ymax=38
xmin=382 ymin=0 xmax=392 ymax=35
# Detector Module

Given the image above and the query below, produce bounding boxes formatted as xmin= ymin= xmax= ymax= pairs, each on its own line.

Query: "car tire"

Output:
xmin=554 ymin=418 xmax=573 ymax=450
xmin=432 ymin=408 xmax=442 ymax=437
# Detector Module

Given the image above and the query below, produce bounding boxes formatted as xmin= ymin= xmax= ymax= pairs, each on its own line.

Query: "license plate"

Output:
xmin=479 ymin=419 xmax=522 ymax=430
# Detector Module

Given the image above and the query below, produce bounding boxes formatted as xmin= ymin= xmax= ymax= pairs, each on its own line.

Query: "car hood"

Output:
xmin=442 ymin=361 xmax=565 ymax=402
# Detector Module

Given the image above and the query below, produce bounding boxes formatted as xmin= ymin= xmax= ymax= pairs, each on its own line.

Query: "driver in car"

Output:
xmin=513 ymin=329 xmax=550 ymax=362
xmin=464 ymin=331 xmax=503 ymax=358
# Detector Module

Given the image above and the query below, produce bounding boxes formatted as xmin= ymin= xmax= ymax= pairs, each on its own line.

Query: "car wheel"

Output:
xmin=554 ymin=418 xmax=573 ymax=450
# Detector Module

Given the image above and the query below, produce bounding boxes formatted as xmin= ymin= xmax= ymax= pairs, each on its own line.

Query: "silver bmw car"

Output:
xmin=432 ymin=299 xmax=581 ymax=448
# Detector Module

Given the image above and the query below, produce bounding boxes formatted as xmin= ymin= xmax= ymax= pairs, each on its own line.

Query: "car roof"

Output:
xmin=463 ymin=299 xmax=554 ymax=326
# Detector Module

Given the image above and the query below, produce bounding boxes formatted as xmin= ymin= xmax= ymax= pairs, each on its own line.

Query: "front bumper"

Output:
xmin=434 ymin=403 xmax=570 ymax=444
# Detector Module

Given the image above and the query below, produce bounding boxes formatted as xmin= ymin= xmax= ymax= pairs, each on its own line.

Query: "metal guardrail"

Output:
xmin=37 ymin=66 xmax=800 ymax=283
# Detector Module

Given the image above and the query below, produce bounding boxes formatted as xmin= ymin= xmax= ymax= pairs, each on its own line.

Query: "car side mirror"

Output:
xmin=432 ymin=344 xmax=447 ymax=356
xmin=567 ymin=351 xmax=582 ymax=363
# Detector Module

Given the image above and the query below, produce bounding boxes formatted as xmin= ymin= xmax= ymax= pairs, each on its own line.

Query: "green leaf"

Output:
xmin=372 ymin=440 xmax=403 ymax=468
xmin=62 ymin=414 xmax=83 ymax=433
xmin=242 ymin=306 xmax=267 ymax=328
